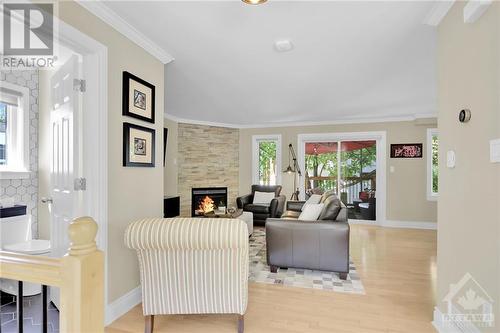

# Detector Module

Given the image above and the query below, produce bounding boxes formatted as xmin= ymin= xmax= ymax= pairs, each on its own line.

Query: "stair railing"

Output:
xmin=0 ymin=216 xmax=104 ymax=332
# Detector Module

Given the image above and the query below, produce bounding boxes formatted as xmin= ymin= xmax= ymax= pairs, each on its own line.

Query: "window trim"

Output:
xmin=427 ymin=128 xmax=438 ymax=201
xmin=0 ymin=81 xmax=30 ymax=179
xmin=251 ymin=134 xmax=282 ymax=186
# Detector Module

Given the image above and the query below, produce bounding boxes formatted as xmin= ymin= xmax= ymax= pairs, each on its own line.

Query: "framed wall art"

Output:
xmin=122 ymin=71 xmax=155 ymax=123
xmin=163 ymin=128 xmax=168 ymax=167
xmin=123 ymin=122 xmax=156 ymax=167
xmin=390 ymin=143 xmax=423 ymax=158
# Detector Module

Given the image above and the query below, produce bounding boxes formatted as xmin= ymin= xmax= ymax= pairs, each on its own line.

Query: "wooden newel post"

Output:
xmin=60 ymin=216 xmax=104 ymax=333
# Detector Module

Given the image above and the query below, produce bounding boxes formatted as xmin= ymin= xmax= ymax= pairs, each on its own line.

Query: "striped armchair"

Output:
xmin=125 ymin=217 xmax=249 ymax=333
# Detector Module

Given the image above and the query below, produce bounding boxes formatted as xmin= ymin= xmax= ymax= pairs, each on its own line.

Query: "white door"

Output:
xmin=49 ymin=55 xmax=83 ymax=307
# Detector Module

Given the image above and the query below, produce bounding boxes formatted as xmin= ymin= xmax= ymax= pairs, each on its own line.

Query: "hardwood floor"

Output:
xmin=107 ymin=224 xmax=437 ymax=333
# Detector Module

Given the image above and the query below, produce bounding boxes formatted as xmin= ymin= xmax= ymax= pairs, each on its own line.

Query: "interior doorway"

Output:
xmin=298 ymin=132 xmax=386 ymax=224
xmin=37 ymin=19 xmax=108 ymax=309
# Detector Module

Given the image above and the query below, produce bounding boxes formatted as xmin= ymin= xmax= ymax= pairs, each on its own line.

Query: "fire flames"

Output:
xmin=197 ymin=196 xmax=215 ymax=214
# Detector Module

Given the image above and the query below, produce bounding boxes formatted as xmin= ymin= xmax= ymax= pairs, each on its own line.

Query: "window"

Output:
xmin=427 ymin=128 xmax=438 ymax=200
xmin=0 ymin=103 xmax=7 ymax=165
xmin=0 ymin=81 xmax=30 ymax=179
xmin=252 ymin=135 xmax=282 ymax=186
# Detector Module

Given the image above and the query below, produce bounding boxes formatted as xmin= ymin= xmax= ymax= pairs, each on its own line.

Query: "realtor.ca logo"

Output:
xmin=1 ymin=2 xmax=57 ymax=69
xmin=439 ymin=273 xmax=495 ymax=329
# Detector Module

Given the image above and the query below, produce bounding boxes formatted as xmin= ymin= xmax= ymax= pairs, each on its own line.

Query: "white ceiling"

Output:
xmin=102 ymin=1 xmax=438 ymax=127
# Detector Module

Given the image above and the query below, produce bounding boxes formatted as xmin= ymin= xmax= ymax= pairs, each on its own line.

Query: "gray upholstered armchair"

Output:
xmin=265 ymin=192 xmax=350 ymax=279
xmin=236 ymin=185 xmax=286 ymax=225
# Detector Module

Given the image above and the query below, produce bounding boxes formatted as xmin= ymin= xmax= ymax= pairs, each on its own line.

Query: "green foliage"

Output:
xmin=0 ymin=104 xmax=6 ymax=124
xmin=341 ymin=145 xmax=376 ymax=179
xmin=258 ymin=141 xmax=277 ymax=185
xmin=305 ymin=152 xmax=338 ymax=191
xmin=432 ymin=135 xmax=439 ymax=193
xmin=305 ymin=144 xmax=376 ymax=191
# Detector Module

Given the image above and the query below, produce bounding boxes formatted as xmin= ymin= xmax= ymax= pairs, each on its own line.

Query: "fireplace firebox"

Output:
xmin=191 ymin=187 xmax=228 ymax=217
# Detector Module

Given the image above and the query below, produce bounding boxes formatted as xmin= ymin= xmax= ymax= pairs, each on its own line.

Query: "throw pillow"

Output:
xmin=298 ymin=203 xmax=324 ymax=221
xmin=318 ymin=196 xmax=342 ymax=221
xmin=301 ymin=194 xmax=322 ymax=211
xmin=253 ymin=191 xmax=275 ymax=205
xmin=319 ymin=189 xmax=336 ymax=203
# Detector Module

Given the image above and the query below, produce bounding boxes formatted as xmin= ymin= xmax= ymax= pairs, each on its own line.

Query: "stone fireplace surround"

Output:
xmin=178 ymin=123 xmax=239 ymax=216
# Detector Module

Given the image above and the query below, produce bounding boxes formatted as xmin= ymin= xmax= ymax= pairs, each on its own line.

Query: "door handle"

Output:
xmin=41 ymin=197 xmax=53 ymax=204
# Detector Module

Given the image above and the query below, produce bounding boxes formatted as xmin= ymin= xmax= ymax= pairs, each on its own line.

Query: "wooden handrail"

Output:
xmin=0 ymin=252 xmax=62 ymax=286
xmin=0 ymin=216 xmax=104 ymax=332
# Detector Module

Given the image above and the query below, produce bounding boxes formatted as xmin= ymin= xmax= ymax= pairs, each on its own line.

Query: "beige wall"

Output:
xmin=436 ymin=2 xmax=500 ymax=326
xmin=57 ymin=2 xmax=165 ymax=303
xmin=164 ymin=117 xmax=178 ymax=196
xmin=240 ymin=120 xmax=438 ymax=223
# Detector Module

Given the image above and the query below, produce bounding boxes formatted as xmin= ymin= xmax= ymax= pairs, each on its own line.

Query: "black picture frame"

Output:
xmin=122 ymin=71 xmax=155 ymax=123
xmin=390 ymin=143 xmax=423 ymax=158
xmin=163 ymin=128 xmax=168 ymax=167
xmin=123 ymin=122 xmax=156 ymax=167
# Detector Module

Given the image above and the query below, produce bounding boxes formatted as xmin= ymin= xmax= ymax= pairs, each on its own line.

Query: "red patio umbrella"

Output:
xmin=305 ymin=141 xmax=376 ymax=155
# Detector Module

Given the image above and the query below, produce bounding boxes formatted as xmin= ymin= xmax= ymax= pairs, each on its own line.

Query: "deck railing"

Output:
xmin=306 ymin=170 xmax=376 ymax=204
xmin=0 ymin=216 xmax=104 ymax=332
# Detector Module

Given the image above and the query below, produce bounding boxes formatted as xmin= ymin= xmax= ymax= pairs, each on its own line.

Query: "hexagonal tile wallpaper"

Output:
xmin=1 ymin=69 xmax=39 ymax=237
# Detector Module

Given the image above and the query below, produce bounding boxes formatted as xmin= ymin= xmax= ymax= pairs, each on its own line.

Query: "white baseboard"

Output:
xmin=381 ymin=220 xmax=437 ymax=230
xmin=348 ymin=219 xmax=437 ymax=230
xmin=348 ymin=219 xmax=378 ymax=226
xmin=349 ymin=219 xmax=379 ymax=225
xmin=105 ymin=286 xmax=142 ymax=325
xmin=432 ymin=306 xmax=481 ymax=333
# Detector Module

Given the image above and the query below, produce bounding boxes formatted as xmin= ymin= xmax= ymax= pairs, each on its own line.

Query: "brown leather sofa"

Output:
xmin=265 ymin=191 xmax=350 ymax=279
xmin=236 ymin=185 xmax=286 ymax=226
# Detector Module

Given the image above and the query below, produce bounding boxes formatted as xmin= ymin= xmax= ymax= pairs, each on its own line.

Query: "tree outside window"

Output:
xmin=432 ymin=134 xmax=439 ymax=194
xmin=304 ymin=142 xmax=376 ymax=196
xmin=258 ymin=141 xmax=277 ymax=185
xmin=305 ymin=149 xmax=338 ymax=192
xmin=252 ymin=135 xmax=281 ymax=186
xmin=427 ymin=128 xmax=439 ymax=200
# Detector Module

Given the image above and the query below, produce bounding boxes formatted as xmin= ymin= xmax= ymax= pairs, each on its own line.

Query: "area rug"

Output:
xmin=248 ymin=228 xmax=365 ymax=294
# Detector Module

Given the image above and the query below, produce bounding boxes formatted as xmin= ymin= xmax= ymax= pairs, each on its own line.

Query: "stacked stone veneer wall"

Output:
xmin=0 ymin=69 xmax=39 ymax=237
xmin=178 ymin=123 xmax=239 ymax=216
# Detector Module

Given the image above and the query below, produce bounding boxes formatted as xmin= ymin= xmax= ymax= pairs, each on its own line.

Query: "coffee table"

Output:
xmin=203 ymin=209 xmax=253 ymax=236
xmin=203 ymin=208 xmax=243 ymax=219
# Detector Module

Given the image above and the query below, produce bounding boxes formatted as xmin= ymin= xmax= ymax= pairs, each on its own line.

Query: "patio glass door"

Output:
xmin=304 ymin=140 xmax=377 ymax=220
xmin=340 ymin=141 xmax=376 ymax=220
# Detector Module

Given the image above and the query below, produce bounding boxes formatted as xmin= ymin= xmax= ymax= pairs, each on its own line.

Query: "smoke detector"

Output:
xmin=274 ymin=40 xmax=293 ymax=52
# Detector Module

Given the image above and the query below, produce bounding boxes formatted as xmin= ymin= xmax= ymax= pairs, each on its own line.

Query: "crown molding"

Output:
xmin=76 ymin=1 xmax=174 ymax=64
xmin=164 ymin=113 xmax=242 ymax=128
xmin=164 ymin=113 xmax=437 ymax=129
xmin=423 ymin=1 xmax=455 ymax=26
xmin=464 ymin=0 xmax=492 ymax=23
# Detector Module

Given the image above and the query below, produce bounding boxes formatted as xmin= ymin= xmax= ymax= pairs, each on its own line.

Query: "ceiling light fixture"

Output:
xmin=242 ymin=0 xmax=267 ymax=5
xmin=275 ymin=39 xmax=293 ymax=52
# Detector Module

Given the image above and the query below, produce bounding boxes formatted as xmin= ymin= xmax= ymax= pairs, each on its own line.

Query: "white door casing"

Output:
xmin=51 ymin=18 xmax=109 ymax=320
